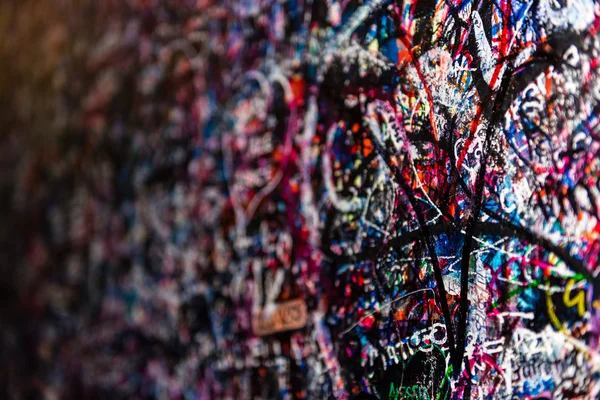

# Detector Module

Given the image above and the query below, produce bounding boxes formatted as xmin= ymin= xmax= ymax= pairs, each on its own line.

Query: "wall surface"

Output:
xmin=2 ymin=0 xmax=600 ymax=399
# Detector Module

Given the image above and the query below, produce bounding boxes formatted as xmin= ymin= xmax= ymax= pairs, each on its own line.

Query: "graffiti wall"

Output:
xmin=2 ymin=0 xmax=600 ymax=398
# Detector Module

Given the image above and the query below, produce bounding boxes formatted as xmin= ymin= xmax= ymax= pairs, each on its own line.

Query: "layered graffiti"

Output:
xmin=5 ymin=0 xmax=600 ymax=398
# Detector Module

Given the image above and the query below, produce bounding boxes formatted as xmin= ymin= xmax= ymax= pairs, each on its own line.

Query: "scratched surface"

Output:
xmin=3 ymin=0 xmax=600 ymax=398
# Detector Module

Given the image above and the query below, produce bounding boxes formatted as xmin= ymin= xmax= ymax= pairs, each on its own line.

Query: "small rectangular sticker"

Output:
xmin=252 ymin=298 xmax=308 ymax=336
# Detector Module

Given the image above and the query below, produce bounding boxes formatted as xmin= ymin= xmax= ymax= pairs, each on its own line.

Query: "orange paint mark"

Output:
xmin=362 ymin=138 xmax=373 ymax=156
xmin=397 ymin=49 xmax=412 ymax=65
xmin=290 ymin=75 xmax=305 ymax=107
xmin=545 ymin=71 xmax=553 ymax=117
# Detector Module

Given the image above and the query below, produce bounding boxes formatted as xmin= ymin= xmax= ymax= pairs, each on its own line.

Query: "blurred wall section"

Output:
xmin=0 ymin=1 xmax=101 ymax=397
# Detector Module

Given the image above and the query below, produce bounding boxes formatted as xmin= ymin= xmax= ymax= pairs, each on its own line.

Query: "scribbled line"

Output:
xmin=339 ymin=288 xmax=435 ymax=336
xmin=381 ymin=219 xmax=599 ymax=287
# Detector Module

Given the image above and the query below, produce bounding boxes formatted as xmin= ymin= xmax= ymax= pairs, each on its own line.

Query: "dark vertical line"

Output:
xmin=452 ymin=68 xmax=514 ymax=379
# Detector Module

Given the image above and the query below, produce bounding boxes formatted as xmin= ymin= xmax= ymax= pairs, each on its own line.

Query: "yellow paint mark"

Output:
xmin=563 ymin=279 xmax=586 ymax=316
xmin=368 ymin=40 xmax=379 ymax=52
xmin=546 ymin=292 xmax=566 ymax=334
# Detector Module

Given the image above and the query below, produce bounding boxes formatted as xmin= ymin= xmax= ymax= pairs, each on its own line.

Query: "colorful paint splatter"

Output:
xmin=2 ymin=0 xmax=600 ymax=398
